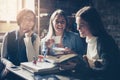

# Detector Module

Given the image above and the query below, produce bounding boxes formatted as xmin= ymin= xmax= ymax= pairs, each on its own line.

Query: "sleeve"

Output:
xmin=1 ymin=33 xmax=8 ymax=58
xmin=1 ymin=33 xmax=14 ymax=67
xmin=24 ymin=34 xmax=40 ymax=61
xmin=92 ymin=37 xmax=119 ymax=73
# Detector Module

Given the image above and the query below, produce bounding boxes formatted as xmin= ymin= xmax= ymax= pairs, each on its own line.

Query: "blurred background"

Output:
xmin=0 ymin=0 xmax=120 ymax=50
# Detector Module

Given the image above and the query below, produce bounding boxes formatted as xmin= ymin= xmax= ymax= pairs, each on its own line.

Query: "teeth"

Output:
xmin=58 ymin=27 xmax=62 ymax=29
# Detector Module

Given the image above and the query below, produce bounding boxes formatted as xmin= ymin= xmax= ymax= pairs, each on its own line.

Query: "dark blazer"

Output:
xmin=5 ymin=30 xmax=37 ymax=66
xmin=75 ymin=35 xmax=120 ymax=80
xmin=93 ymin=35 xmax=120 ymax=79
xmin=0 ymin=59 xmax=5 ymax=79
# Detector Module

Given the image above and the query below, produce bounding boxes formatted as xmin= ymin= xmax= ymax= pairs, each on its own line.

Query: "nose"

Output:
xmin=77 ymin=25 xmax=80 ymax=31
xmin=77 ymin=26 xmax=79 ymax=31
xmin=58 ymin=22 xmax=62 ymax=26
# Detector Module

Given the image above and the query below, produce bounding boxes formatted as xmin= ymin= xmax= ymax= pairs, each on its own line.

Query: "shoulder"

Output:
xmin=97 ymin=35 xmax=119 ymax=53
xmin=8 ymin=30 xmax=17 ymax=34
xmin=64 ymin=31 xmax=79 ymax=38
xmin=97 ymin=35 xmax=116 ymax=46
xmin=3 ymin=30 xmax=16 ymax=38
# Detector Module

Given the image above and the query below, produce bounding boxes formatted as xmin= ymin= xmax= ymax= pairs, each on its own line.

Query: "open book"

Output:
xmin=46 ymin=53 xmax=78 ymax=63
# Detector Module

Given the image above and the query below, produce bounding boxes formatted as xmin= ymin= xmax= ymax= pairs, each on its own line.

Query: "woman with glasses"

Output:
xmin=1 ymin=9 xmax=40 ymax=80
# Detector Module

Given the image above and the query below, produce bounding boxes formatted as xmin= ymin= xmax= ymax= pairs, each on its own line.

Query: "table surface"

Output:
xmin=7 ymin=66 xmax=80 ymax=80
xmin=7 ymin=67 xmax=34 ymax=80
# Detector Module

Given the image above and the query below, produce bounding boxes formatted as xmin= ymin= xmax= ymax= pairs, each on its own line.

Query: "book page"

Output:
xmin=46 ymin=53 xmax=77 ymax=63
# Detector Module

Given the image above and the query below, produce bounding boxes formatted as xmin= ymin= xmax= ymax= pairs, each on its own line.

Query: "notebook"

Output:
xmin=20 ymin=61 xmax=58 ymax=74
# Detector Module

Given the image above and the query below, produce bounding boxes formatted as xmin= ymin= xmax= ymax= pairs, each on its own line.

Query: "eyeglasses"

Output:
xmin=22 ymin=16 xmax=35 ymax=22
xmin=56 ymin=20 xmax=66 ymax=24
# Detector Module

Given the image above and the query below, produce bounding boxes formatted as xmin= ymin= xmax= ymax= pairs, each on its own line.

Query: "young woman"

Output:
xmin=1 ymin=9 xmax=40 ymax=79
xmin=41 ymin=9 xmax=86 ymax=55
xmin=75 ymin=6 xmax=120 ymax=80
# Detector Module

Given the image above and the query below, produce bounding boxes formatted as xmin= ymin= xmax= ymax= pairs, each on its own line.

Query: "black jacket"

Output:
xmin=0 ymin=59 xmax=5 ymax=79
xmin=6 ymin=31 xmax=37 ymax=66
xmin=76 ymin=35 xmax=120 ymax=80
xmin=93 ymin=35 xmax=120 ymax=79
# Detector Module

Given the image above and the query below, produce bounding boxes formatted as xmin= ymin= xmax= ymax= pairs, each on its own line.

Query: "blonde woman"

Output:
xmin=41 ymin=9 xmax=86 ymax=55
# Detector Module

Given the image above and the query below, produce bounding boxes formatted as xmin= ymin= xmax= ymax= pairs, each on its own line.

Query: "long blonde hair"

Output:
xmin=45 ymin=9 xmax=68 ymax=40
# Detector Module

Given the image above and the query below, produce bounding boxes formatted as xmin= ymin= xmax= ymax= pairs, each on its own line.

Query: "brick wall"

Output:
xmin=92 ymin=0 xmax=120 ymax=48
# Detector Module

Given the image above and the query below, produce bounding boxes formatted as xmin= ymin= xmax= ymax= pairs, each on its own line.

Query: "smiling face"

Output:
xmin=76 ymin=17 xmax=92 ymax=38
xmin=52 ymin=15 xmax=66 ymax=36
xmin=20 ymin=12 xmax=35 ymax=33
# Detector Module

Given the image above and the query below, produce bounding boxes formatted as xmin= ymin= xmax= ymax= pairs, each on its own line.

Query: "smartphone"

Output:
xmin=11 ymin=66 xmax=20 ymax=71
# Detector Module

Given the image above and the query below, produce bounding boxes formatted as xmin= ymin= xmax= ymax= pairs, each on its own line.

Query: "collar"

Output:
xmin=62 ymin=31 xmax=70 ymax=39
xmin=15 ymin=29 xmax=19 ymax=40
xmin=86 ymin=36 xmax=98 ymax=44
xmin=15 ymin=29 xmax=25 ymax=40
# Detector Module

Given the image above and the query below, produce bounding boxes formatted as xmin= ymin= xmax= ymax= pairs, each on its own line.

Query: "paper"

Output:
xmin=52 ymin=47 xmax=65 ymax=55
xmin=21 ymin=62 xmax=55 ymax=73
xmin=46 ymin=53 xmax=77 ymax=63
xmin=52 ymin=47 xmax=65 ymax=51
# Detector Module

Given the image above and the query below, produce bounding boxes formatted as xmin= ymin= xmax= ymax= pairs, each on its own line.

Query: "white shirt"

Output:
xmin=86 ymin=36 xmax=99 ymax=68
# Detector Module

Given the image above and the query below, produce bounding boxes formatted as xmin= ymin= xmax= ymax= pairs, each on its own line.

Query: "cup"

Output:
xmin=38 ymin=55 xmax=44 ymax=62
xmin=53 ymin=36 xmax=61 ymax=44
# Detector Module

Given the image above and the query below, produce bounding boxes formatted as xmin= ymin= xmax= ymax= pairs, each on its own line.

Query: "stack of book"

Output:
xmin=20 ymin=53 xmax=78 ymax=75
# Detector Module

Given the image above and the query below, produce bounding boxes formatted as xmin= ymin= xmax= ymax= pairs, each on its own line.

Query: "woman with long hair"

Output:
xmin=75 ymin=6 xmax=120 ymax=80
xmin=41 ymin=9 xmax=86 ymax=55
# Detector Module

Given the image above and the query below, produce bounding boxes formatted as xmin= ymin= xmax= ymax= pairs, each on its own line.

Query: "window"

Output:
xmin=0 ymin=0 xmax=35 ymax=22
xmin=0 ymin=0 xmax=19 ymax=22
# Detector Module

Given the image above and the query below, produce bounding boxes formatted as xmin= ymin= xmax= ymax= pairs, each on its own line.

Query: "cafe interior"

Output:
xmin=0 ymin=0 xmax=120 ymax=80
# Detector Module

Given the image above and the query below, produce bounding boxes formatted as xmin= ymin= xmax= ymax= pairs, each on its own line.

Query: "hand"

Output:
xmin=83 ymin=55 xmax=88 ymax=61
xmin=64 ymin=47 xmax=75 ymax=54
xmin=46 ymin=39 xmax=55 ymax=48
xmin=25 ymin=30 xmax=33 ymax=37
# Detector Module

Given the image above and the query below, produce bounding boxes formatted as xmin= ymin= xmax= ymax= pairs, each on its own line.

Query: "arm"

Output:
xmin=1 ymin=33 xmax=14 ymax=68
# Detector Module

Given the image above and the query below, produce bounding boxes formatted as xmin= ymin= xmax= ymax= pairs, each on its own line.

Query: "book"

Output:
xmin=46 ymin=53 xmax=78 ymax=63
xmin=20 ymin=61 xmax=58 ymax=74
xmin=20 ymin=53 xmax=78 ymax=75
